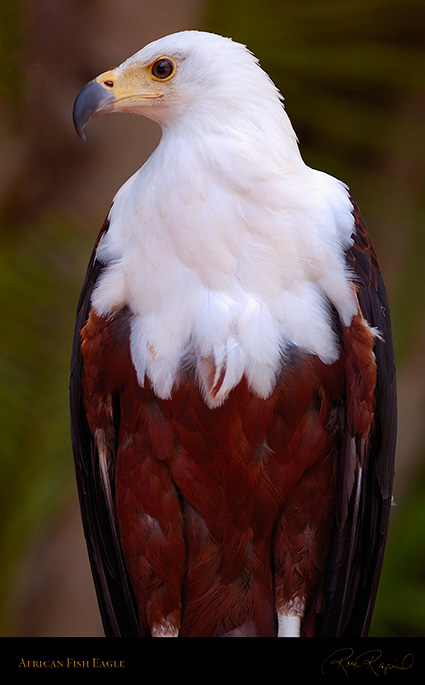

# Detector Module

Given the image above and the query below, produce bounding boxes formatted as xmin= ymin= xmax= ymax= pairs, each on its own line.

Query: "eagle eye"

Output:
xmin=150 ymin=57 xmax=176 ymax=81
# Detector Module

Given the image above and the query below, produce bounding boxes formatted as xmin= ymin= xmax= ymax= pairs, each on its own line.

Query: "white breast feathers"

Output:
xmin=91 ymin=113 xmax=357 ymax=407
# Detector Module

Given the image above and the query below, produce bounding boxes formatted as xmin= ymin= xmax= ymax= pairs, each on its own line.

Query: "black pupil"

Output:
xmin=152 ymin=59 xmax=174 ymax=79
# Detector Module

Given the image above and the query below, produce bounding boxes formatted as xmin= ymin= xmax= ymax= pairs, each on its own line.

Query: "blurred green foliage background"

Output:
xmin=1 ymin=0 xmax=424 ymax=637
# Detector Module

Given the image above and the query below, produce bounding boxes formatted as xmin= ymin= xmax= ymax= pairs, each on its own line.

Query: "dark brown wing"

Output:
xmin=316 ymin=198 xmax=397 ymax=636
xmin=69 ymin=215 xmax=142 ymax=636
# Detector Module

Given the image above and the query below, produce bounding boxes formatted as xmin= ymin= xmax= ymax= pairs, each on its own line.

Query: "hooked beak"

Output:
xmin=73 ymin=65 xmax=164 ymax=142
xmin=73 ymin=79 xmax=116 ymax=142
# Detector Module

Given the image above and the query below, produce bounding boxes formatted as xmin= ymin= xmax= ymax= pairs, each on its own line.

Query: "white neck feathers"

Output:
xmin=92 ymin=109 xmax=357 ymax=407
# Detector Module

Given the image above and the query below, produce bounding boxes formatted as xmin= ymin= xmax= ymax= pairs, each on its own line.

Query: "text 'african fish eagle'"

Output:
xmin=70 ymin=30 xmax=396 ymax=637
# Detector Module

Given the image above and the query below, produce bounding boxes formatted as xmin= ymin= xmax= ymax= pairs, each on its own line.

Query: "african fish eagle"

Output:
xmin=70 ymin=30 xmax=396 ymax=638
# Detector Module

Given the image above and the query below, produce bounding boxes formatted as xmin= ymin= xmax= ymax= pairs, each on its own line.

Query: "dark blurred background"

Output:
xmin=1 ymin=0 xmax=424 ymax=637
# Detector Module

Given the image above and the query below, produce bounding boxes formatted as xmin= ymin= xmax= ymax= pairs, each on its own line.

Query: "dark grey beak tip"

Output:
xmin=73 ymin=79 xmax=115 ymax=142
xmin=75 ymin=122 xmax=88 ymax=143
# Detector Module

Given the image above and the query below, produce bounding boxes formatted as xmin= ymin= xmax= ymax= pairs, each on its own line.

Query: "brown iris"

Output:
xmin=150 ymin=57 xmax=176 ymax=81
